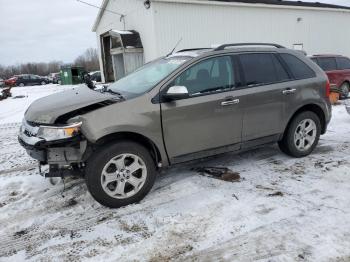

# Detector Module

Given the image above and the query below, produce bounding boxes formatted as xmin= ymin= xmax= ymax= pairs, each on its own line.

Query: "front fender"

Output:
xmin=79 ymin=93 xmax=169 ymax=166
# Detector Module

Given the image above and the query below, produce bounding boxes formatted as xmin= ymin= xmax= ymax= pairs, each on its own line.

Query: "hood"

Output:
xmin=25 ymin=85 xmax=120 ymax=124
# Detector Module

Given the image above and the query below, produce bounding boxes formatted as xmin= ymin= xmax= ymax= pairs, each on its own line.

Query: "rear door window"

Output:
xmin=280 ymin=54 xmax=316 ymax=79
xmin=337 ymin=57 xmax=350 ymax=70
xmin=317 ymin=57 xmax=337 ymax=71
xmin=238 ymin=53 xmax=290 ymax=87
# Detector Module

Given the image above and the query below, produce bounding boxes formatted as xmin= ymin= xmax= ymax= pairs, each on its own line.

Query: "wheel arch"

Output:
xmin=341 ymin=80 xmax=350 ymax=87
xmin=283 ymin=104 xmax=327 ymax=138
xmin=94 ymin=131 xmax=163 ymax=168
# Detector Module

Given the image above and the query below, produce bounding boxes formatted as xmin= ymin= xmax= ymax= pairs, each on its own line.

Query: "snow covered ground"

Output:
xmin=0 ymin=85 xmax=349 ymax=261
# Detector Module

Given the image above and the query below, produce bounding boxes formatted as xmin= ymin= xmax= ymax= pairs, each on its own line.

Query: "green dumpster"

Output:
xmin=60 ymin=66 xmax=85 ymax=85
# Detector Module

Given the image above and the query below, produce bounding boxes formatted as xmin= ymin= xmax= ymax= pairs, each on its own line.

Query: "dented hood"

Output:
xmin=25 ymin=85 xmax=118 ymax=124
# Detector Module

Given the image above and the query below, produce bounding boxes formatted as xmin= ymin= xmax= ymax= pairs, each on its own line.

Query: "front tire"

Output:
xmin=340 ymin=82 xmax=349 ymax=99
xmin=278 ymin=111 xmax=321 ymax=158
xmin=85 ymin=141 xmax=157 ymax=208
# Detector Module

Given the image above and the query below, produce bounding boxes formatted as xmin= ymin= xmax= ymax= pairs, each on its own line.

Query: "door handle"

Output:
xmin=282 ymin=88 xmax=296 ymax=95
xmin=221 ymin=99 xmax=240 ymax=106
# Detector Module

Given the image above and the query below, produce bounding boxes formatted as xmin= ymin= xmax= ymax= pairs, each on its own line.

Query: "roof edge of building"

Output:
xmin=153 ymin=0 xmax=350 ymax=12
xmin=93 ymin=0 xmax=350 ymax=32
xmin=92 ymin=0 xmax=109 ymax=32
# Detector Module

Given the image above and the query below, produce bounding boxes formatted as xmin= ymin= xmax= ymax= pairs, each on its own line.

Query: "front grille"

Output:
xmin=22 ymin=120 xmax=39 ymax=137
xmin=24 ymin=129 xmax=36 ymax=137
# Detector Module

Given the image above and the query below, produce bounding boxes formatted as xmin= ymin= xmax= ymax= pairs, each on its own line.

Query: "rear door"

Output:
xmin=279 ymin=53 xmax=319 ymax=123
xmin=237 ymin=52 xmax=292 ymax=145
xmin=161 ymin=55 xmax=244 ymax=162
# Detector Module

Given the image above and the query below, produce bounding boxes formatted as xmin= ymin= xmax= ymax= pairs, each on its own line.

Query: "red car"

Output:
xmin=311 ymin=55 xmax=350 ymax=98
xmin=4 ymin=76 xmax=17 ymax=87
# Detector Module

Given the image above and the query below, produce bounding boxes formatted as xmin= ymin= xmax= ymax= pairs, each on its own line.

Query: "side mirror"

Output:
xmin=163 ymin=86 xmax=189 ymax=101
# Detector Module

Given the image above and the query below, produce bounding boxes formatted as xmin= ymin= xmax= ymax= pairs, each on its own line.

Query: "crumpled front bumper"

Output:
xmin=18 ymin=121 xmax=87 ymax=165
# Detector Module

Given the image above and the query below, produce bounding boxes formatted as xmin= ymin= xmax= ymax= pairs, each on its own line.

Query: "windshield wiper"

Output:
xmin=104 ymin=88 xmax=125 ymax=99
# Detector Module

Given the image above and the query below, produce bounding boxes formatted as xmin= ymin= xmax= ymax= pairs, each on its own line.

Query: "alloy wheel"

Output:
xmin=294 ymin=119 xmax=317 ymax=152
xmin=100 ymin=153 xmax=147 ymax=199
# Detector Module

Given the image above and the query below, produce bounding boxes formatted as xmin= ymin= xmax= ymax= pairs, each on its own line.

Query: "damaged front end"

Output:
xmin=18 ymin=120 xmax=88 ymax=177
xmin=17 ymin=85 xmax=122 ymax=178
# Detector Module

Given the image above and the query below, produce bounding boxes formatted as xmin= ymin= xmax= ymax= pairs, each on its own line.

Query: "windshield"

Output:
xmin=108 ymin=56 xmax=191 ymax=96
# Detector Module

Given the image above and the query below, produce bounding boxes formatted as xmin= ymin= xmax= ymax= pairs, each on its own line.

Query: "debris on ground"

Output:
xmin=267 ymin=191 xmax=284 ymax=197
xmin=192 ymin=166 xmax=241 ymax=182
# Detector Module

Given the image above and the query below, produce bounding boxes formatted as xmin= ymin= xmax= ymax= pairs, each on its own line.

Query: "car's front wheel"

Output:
xmin=278 ymin=111 xmax=321 ymax=158
xmin=85 ymin=141 xmax=157 ymax=208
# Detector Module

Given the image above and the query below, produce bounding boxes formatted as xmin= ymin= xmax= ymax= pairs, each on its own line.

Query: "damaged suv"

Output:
xmin=19 ymin=43 xmax=332 ymax=208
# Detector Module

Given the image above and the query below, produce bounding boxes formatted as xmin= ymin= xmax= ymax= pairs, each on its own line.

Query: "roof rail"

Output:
xmin=177 ymin=48 xmax=212 ymax=52
xmin=214 ymin=43 xmax=285 ymax=51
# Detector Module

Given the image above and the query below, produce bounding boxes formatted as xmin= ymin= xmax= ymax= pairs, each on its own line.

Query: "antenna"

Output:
xmin=166 ymin=38 xmax=183 ymax=57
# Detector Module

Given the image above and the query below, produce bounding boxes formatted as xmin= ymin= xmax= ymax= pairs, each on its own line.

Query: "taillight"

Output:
xmin=326 ymin=80 xmax=330 ymax=98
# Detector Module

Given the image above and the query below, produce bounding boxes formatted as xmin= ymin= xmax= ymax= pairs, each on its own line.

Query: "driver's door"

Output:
xmin=161 ymin=55 xmax=244 ymax=163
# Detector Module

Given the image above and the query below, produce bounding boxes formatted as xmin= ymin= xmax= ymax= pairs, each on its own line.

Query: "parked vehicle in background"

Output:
xmin=15 ymin=74 xmax=49 ymax=87
xmin=5 ymin=76 xmax=18 ymax=86
xmin=18 ymin=43 xmax=332 ymax=208
xmin=0 ymin=87 xmax=12 ymax=100
xmin=0 ymin=78 xmax=4 ymax=87
xmin=89 ymin=71 xmax=101 ymax=82
xmin=49 ymin=72 xmax=61 ymax=84
xmin=310 ymin=55 xmax=350 ymax=99
xmin=52 ymin=73 xmax=61 ymax=84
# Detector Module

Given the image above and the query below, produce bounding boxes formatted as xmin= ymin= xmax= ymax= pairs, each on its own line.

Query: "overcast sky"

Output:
xmin=0 ymin=0 xmax=349 ymax=66
xmin=0 ymin=0 xmax=102 ymax=66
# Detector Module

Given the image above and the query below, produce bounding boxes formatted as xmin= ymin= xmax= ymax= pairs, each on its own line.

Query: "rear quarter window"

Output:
xmin=280 ymin=54 xmax=316 ymax=80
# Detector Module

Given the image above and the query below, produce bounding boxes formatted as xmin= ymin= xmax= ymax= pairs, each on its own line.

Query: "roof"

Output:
xmin=92 ymin=0 xmax=350 ymax=32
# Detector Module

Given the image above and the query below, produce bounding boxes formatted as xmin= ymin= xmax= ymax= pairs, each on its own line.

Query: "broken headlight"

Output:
xmin=37 ymin=122 xmax=82 ymax=141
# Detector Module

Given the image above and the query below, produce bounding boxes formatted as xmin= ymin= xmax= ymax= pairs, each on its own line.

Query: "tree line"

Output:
xmin=0 ymin=48 xmax=100 ymax=79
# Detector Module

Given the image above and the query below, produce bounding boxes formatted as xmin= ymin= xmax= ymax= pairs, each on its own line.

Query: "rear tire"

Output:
xmin=85 ymin=141 xmax=157 ymax=208
xmin=41 ymin=81 xmax=46 ymax=85
xmin=18 ymin=83 xmax=25 ymax=87
xmin=278 ymin=111 xmax=321 ymax=158
xmin=340 ymin=82 xmax=349 ymax=99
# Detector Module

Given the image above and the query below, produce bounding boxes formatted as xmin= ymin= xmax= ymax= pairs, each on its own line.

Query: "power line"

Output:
xmin=76 ymin=0 xmax=125 ymax=17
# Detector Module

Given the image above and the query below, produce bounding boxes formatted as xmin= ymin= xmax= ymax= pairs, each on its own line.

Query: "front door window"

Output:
xmin=173 ymin=56 xmax=235 ymax=96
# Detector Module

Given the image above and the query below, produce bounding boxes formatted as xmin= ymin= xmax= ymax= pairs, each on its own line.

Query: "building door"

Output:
xmin=101 ymin=35 xmax=115 ymax=82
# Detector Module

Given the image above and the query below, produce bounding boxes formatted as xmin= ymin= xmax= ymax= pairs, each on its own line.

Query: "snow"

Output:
xmin=0 ymin=84 xmax=350 ymax=261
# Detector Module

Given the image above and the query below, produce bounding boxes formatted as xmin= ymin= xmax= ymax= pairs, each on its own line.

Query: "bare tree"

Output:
xmin=73 ymin=48 xmax=99 ymax=72
xmin=0 ymin=47 xmax=99 ymax=79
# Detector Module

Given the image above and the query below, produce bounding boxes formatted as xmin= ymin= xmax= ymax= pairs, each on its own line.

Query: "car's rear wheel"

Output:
xmin=85 ymin=141 xmax=157 ymax=208
xmin=278 ymin=111 xmax=321 ymax=158
xmin=18 ymin=83 xmax=25 ymax=87
xmin=340 ymin=82 xmax=350 ymax=99
xmin=41 ymin=81 xmax=46 ymax=85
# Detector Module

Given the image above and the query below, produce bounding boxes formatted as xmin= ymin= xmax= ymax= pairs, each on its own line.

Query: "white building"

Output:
xmin=92 ymin=0 xmax=350 ymax=82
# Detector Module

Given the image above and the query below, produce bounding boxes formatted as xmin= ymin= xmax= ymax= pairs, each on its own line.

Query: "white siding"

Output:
xmin=95 ymin=0 xmax=350 ymax=81
xmin=152 ymin=1 xmax=350 ymax=58
xmin=95 ymin=0 xmax=157 ymax=81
